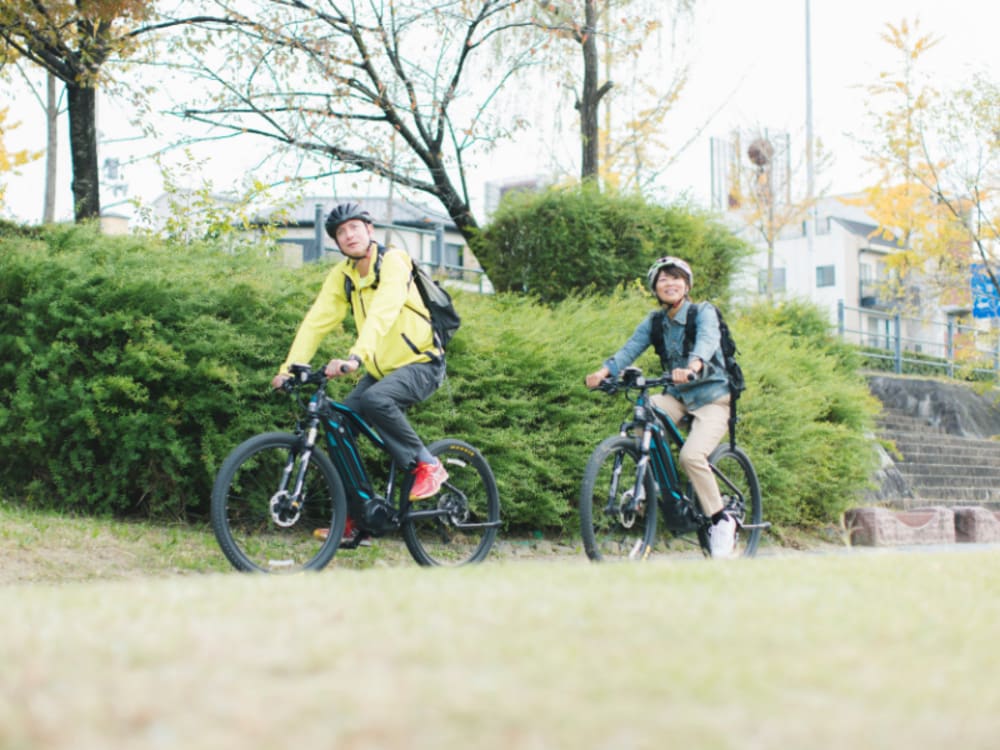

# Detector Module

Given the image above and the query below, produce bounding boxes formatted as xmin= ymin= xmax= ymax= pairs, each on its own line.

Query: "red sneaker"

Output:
xmin=314 ymin=517 xmax=355 ymax=542
xmin=410 ymin=459 xmax=449 ymax=500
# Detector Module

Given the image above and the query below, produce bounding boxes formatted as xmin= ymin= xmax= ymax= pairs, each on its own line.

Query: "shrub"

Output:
xmin=470 ymin=184 xmax=751 ymax=305
xmin=732 ymin=301 xmax=880 ymax=525
xmin=0 ymin=225 xmax=880 ymax=531
xmin=0 ymin=223 xmax=334 ymax=518
xmin=416 ymin=290 xmax=881 ymax=530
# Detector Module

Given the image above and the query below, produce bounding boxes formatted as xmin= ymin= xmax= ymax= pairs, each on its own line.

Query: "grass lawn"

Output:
xmin=2 ymin=501 xmax=998 ymax=750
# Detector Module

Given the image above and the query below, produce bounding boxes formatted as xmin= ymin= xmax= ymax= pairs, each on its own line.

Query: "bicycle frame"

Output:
xmin=284 ymin=371 xmax=493 ymax=536
xmin=211 ymin=363 xmax=502 ymax=571
xmin=615 ymin=384 xmax=706 ymax=532
xmin=283 ymin=384 xmax=402 ymax=533
xmin=581 ymin=367 xmax=767 ymax=562
xmin=318 ymin=397 xmax=396 ymax=504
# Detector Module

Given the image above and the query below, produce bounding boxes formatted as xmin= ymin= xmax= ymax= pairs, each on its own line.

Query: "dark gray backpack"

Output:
xmin=343 ymin=245 xmax=461 ymax=353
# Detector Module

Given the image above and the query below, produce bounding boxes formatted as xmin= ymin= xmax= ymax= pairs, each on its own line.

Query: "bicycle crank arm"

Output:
xmin=740 ymin=522 xmax=772 ymax=530
xmin=404 ymin=508 xmax=502 ymax=529
xmin=449 ymin=520 xmax=503 ymax=530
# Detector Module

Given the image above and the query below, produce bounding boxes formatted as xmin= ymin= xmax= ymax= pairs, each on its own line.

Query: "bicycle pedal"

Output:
xmin=340 ymin=531 xmax=373 ymax=549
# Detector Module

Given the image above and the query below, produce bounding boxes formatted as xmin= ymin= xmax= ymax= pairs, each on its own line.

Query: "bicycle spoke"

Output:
xmin=580 ymin=436 xmax=658 ymax=562
xmin=211 ymin=433 xmax=347 ymax=573
xmin=401 ymin=440 xmax=500 ymax=566
xmin=709 ymin=444 xmax=763 ymax=558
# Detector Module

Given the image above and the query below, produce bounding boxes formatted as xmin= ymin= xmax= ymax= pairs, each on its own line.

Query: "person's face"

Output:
xmin=335 ymin=219 xmax=374 ymax=257
xmin=654 ymin=269 xmax=689 ymax=305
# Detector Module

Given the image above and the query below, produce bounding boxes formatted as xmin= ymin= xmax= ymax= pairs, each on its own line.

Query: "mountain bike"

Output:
xmin=580 ymin=366 xmax=767 ymax=561
xmin=211 ymin=363 xmax=501 ymax=572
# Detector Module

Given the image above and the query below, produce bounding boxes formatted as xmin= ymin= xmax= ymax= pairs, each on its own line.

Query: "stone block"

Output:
xmin=953 ymin=506 xmax=1000 ymax=543
xmin=845 ymin=506 xmax=956 ymax=547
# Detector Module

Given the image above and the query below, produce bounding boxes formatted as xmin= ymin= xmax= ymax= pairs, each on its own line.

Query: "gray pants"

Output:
xmin=343 ymin=358 xmax=446 ymax=470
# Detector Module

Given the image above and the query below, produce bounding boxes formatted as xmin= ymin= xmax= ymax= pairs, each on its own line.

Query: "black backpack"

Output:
xmin=650 ymin=302 xmax=745 ymax=448
xmin=343 ymin=244 xmax=461 ymax=355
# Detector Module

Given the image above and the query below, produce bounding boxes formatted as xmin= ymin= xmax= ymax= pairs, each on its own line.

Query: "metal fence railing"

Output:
xmin=837 ymin=300 xmax=1000 ymax=381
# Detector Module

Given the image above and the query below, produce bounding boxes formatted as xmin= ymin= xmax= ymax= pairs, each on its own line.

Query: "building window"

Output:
xmin=866 ymin=315 xmax=888 ymax=349
xmin=816 ymin=265 xmax=835 ymax=288
xmin=757 ymin=268 xmax=786 ymax=294
xmin=444 ymin=242 xmax=463 ymax=268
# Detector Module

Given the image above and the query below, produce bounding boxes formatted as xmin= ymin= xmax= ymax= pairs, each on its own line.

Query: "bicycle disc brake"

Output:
xmin=269 ymin=491 xmax=302 ymax=527
xmin=617 ymin=488 xmax=640 ymax=528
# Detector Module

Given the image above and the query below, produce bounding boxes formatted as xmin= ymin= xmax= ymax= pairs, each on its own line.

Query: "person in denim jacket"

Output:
xmin=585 ymin=257 xmax=737 ymax=558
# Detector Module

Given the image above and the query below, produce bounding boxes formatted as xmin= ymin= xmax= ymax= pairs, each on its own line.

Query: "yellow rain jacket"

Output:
xmin=279 ymin=246 xmax=440 ymax=379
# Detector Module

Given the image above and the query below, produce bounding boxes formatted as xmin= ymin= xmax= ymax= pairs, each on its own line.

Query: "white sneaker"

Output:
xmin=709 ymin=514 xmax=737 ymax=559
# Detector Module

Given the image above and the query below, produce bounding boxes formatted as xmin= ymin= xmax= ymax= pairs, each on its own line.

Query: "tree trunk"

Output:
xmin=431 ymin=174 xmax=478 ymax=242
xmin=66 ymin=82 xmax=101 ymax=223
xmin=44 ymin=72 xmax=59 ymax=224
xmin=579 ymin=0 xmax=599 ymax=181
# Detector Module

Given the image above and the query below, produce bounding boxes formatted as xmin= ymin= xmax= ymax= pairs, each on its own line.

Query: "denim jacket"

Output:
xmin=603 ymin=300 xmax=730 ymax=410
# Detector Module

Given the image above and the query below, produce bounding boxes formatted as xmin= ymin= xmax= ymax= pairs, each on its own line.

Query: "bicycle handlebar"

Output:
xmin=281 ymin=364 xmax=329 ymax=393
xmin=593 ymin=366 xmax=692 ymax=395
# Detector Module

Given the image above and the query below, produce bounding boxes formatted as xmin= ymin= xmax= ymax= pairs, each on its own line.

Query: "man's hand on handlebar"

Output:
xmin=271 ymin=373 xmax=292 ymax=391
xmin=325 ymin=355 xmax=361 ymax=378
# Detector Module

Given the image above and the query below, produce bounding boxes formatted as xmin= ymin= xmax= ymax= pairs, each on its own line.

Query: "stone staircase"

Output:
xmin=847 ymin=401 xmax=1000 ymax=546
xmin=876 ymin=407 xmax=1000 ymax=507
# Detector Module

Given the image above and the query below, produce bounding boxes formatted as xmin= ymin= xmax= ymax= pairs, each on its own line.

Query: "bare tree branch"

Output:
xmin=164 ymin=0 xmax=548 ymax=238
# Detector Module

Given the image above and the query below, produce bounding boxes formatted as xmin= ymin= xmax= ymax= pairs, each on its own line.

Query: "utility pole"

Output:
xmin=805 ymin=0 xmax=816 ymax=253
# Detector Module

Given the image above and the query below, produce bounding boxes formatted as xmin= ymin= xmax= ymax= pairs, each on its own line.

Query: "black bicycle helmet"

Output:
xmin=324 ymin=202 xmax=374 ymax=238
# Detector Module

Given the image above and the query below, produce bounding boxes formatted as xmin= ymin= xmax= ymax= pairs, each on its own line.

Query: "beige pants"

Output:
xmin=649 ymin=393 xmax=731 ymax=517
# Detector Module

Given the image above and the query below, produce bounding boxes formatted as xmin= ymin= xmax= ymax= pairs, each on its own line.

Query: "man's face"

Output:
xmin=335 ymin=219 xmax=374 ymax=257
xmin=654 ymin=269 xmax=688 ymax=305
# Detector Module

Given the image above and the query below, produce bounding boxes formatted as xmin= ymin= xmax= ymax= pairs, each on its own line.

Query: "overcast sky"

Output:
xmin=1 ymin=0 xmax=996 ymax=225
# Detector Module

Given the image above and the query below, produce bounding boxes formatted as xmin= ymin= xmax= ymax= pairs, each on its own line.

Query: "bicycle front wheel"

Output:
xmin=579 ymin=435 xmax=659 ymax=562
xmin=401 ymin=439 xmax=501 ymax=567
xmin=706 ymin=443 xmax=763 ymax=558
xmin=211 ymin=432 xmax=347 ymax=573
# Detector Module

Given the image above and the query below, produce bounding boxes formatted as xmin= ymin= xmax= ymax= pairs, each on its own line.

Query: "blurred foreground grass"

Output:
xmin=1 ymin=504 xmax=998 ymax=749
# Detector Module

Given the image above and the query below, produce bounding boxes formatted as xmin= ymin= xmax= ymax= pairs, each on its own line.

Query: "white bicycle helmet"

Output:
xmin=646 ymin=256 xmax=693 ymax=291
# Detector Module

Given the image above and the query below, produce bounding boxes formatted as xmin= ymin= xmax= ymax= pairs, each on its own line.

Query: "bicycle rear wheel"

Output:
xmin=579 ymin=435 xmax=659 ymax=562
xmin=401 ymin=439 xmax=500 ymax=567
xmin=706 ymin=443 xmax=763 ymax=557
xmin=211 ymin=432 xmax=347 ymax=573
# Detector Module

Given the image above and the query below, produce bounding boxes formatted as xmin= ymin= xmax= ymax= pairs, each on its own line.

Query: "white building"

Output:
xmin=729 ymin=193 xmax=995 ymax=368
xmin=148 ymin=191 xmax=491 ymax=293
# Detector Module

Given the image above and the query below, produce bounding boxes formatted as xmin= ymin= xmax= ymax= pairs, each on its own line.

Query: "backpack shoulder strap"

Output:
xmin=650 ymin=310 xmax=668 ymax=370
xmin=682 ymin=301 xmax=705 ymax=359
xmin=343 ymin=244 xmax=388 ymax=301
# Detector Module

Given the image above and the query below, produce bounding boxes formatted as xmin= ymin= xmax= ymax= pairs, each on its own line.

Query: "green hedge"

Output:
xmin=470 ymin=184 xmax=751 ymax=305
xmin=0 ymin=224 xmax=880 ymax=530
xmin=0 ymin=223 xmax=322 ymax=518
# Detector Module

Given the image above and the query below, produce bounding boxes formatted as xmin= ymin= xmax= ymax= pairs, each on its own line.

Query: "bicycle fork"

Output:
xmin=606 ymin=428 xmax=654 ymax=528
xmin=269 ymin=420 xmax=321 ymax=527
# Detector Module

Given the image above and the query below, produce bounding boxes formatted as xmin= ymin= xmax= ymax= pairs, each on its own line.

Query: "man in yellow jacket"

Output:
xmin=271 ymin=203 xmax=449 ymax=523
